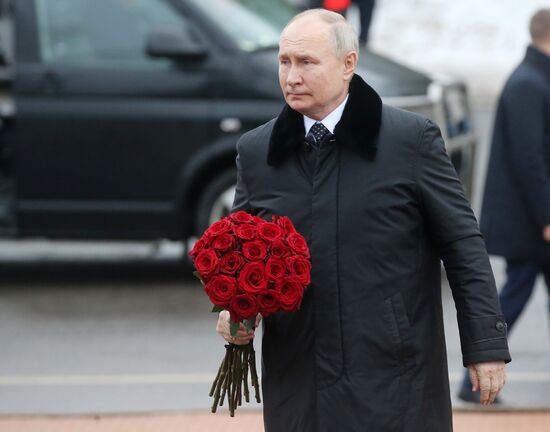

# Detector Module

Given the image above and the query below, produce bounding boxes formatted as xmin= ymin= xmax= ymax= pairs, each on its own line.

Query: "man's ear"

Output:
xmin=343 ymin=51 xmax=358 ymax=80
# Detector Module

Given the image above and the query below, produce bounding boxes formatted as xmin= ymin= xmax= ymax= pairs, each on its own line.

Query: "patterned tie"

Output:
xmin=307 ymin=122 xmax=330 ymax=147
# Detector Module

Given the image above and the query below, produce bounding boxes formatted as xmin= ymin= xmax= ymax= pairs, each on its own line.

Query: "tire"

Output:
xmin=195 ymin=168 xmax=237 ymax=237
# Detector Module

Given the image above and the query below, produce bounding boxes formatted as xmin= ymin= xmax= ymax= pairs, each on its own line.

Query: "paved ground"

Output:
xmin=1 ymin=410 xmax=550 ymax=432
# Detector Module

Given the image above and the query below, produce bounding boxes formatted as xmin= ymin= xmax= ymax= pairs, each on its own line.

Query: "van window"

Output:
xmin=189 ymin=0 xmax=284 ymax=52
xmin=35 ymin=0 xmax=189 ymax=67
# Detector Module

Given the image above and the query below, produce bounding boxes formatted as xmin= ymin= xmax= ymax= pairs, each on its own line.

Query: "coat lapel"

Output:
xmin=267 ymin=74 xmax=382 ymax=166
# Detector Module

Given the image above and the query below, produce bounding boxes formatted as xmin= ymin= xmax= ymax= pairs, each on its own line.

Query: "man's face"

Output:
xmin=278 ymin=18 xmax=355 ymax=120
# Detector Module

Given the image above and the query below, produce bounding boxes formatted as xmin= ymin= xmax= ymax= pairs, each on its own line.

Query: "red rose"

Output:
xmin=286 ymin=256 xmax=311 ymax=286
xmin=233 ymin=223 xmax=257 ymax=241
xmin=206 ymin=218 xmax=232 ymax=236
xmin=238 ymin=261 xmax=268 ymax=294
xmin=194 ymin=249 xmax=219 ymax=280
xmin=229 ymin=211 xmax=254 ymax=224
xmin=257 ymin=291 xmax=281 ymax=317
xmin=276 ymin=277 xmax=304 ymax=312
xmin=270 ymin=239 xmax=292 ymax=258
xmin=252 ymin=215 xmax=264 ymax=224
xmin=242 ymin=240 xmax=267 ymax=261
xmin=212 ymin=233 xmax=235 ymax=254
xmin=273 ymin=215 xmax=297 ymax=235
xmin=265 ymin=257 xmax=287 ymax=282
xmin=205 ymin=275 xmax=237 ymax=307
xmin=258 ymin=222 xmax=284 ymax=242
xmin=188 ymin=235 xmax=210 ymax=259
xmin=229 ymin=293 xmax=259 ymax=322
xmin=286 ymin=232 xmax=310 ymax=258
xmin=220 ymin=251 xmax=245 ymax=275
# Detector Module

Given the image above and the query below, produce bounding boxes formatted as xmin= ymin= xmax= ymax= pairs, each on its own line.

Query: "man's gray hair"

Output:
xmin=530 ymin=9 xmax=550 ymax=42
xmin=283 ymin=9 xmax=359 ymax=59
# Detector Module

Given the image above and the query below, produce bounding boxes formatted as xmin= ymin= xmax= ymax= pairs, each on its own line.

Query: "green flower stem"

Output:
xmin=237 ymin=349 xmax=244 ymax=407
xmin=234 ymin=348 xmax=243 ymax=409
xmin=211 ymin=346 xmax=230 ymax=413
xmin=242 ymin=345 xmax=250 ymax=403
xmin=218 ymin=345 xmax=233 ymax=411
xmin=227 ymin=347 xmax=236 ymax=414
xmin=249 ymin=344 xmax=261 ymax=403
xmin=209 ymin=341 xmax=261 ymax=416
xmin=209 ymin=354 xmax=226 ymax=397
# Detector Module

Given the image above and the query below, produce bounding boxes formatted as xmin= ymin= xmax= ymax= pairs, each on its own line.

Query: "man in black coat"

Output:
xmin=216 ymin=9 xmax=510 ymax=431
xmin=458 ymin=9 xmax=550 ymax=403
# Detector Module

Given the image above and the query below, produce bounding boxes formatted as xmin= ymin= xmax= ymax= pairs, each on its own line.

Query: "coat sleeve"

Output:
xmin=417 ymin=119 xmax=511 ymax=367
xmin=231 ymin=138 xmax=252 ymax=213
xmin=502 ymin=78 xmax=550 ymax=228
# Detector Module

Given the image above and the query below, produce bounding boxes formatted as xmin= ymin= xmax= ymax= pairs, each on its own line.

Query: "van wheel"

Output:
xmin=195 ymin=169 xmax=237 ymax=237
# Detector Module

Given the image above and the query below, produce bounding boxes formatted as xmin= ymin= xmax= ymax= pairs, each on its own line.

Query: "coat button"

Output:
xmin=495 ymin=321 xmax=506 ymax=332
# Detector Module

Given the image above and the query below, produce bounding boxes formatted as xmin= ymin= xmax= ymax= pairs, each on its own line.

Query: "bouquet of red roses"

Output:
xmin=189 ymin=210 xmax=311 ymax=416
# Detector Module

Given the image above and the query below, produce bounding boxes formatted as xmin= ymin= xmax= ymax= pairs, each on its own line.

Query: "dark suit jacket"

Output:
xmin=481 ymin=45 xmax=550 ymax=262
xmin=231 ymin=74 xmax=510 ymax=432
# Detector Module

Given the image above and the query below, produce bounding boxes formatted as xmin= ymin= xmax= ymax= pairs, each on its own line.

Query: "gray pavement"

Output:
xmin=0 ymin=262 xmax=228 ymax=414
xmin=0 ymin=256 xmax=548 ymax=415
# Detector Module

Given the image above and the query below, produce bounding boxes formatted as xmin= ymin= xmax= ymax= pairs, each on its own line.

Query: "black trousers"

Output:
xmin=498 ymin=260 xmax=550 ymax=331
xmin=353 ymin=0 xmax=375 ymax=43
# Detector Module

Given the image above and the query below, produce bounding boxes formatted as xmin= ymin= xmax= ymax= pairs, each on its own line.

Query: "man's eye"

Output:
xmin=279 ymin=59 xmax=289 ymax=65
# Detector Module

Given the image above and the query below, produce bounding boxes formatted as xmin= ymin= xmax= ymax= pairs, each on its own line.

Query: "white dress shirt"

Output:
xmin=303 ymin=94 xmax=349 ymax=136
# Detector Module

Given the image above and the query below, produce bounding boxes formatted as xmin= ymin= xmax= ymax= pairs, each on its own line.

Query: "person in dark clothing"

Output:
xmin=215 ymin=9 xmax=509 ymax=430
xmin=353 ymin=0 xmax=375 ymax=44
xmin=458 ymin=8 xmax=550 ymax=404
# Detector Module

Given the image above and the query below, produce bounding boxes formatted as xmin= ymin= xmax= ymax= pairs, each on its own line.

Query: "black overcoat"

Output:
xmin=481 ymin=45 xmax=550 ymax=262
xmin=231 ymin=75 xmax=511 ymax=432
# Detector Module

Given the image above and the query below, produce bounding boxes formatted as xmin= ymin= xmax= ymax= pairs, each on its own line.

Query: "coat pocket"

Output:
xmin=383 ymin=292 xmax=416 ymax=368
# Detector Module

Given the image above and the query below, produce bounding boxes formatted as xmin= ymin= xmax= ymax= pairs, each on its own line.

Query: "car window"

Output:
xmin=235 ymin=0 xmax=297 ymax=29
xmin=35 ymin=0 xmax=190 ymax=67
xmin=189 ymin=0 xmax=285 ymax=52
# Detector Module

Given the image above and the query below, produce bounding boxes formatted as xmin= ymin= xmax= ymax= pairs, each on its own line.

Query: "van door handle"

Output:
xmin=220 ymin=117 xmax=241 ymax=133
xmin=41 ymin=71 xmax=64 ymax=93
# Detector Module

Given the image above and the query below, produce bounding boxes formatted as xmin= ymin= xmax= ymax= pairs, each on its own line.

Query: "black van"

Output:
xmin=0 ymin=0 xmax=475 ymax=251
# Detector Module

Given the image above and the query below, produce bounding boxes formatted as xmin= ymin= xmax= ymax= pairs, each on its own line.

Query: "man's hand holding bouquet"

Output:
xmin=189 ymin=211 xmax=311 ymax=416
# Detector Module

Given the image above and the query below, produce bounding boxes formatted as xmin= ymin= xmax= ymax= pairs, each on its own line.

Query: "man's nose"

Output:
xmin=286 ymin=65 xmax=302 ymax=86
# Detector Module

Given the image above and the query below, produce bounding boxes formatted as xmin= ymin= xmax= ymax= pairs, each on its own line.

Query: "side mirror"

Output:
xmin=145 ymin=28 xmax=207 ymax=62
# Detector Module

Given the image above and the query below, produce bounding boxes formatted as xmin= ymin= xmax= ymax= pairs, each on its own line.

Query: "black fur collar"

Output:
xmin=267 ymin=74 xmax=382 ymax=166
